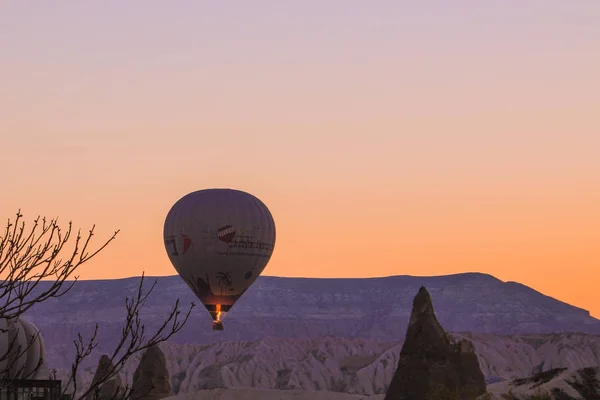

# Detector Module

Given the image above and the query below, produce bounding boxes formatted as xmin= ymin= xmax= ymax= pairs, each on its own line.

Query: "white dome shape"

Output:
xmin=0 ymin=317 xmax=47 ymax=380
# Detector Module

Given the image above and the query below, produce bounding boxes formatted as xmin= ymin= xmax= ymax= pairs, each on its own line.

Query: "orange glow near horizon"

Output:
xmin=1 ymin=3 xmax=599 ymax=319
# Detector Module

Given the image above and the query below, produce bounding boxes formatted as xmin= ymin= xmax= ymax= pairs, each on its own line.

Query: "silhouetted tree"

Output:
xmin=0 ymin=210 xmax=195 ymax=400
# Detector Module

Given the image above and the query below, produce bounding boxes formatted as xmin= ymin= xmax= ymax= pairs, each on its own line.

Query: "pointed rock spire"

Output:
xmin=384 ymin=286 xmax=487 ymax=400
xmin=130 ymin=344 xmax=171 ymax=400
xmin=86 ymin=355 xmax=124 ymax=400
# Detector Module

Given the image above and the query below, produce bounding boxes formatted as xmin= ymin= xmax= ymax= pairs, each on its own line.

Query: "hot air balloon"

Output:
xmin=163 ymin=189 xmax=276 ymax=330
xmin=0 ymin=317 xmax=48 ymax=380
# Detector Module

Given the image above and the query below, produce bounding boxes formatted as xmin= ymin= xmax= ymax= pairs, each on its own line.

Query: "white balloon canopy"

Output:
xmin=0 ymin=317 xmax=48 ymax=380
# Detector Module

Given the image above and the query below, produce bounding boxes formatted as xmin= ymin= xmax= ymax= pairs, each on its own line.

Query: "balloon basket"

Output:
xmin=212 ymin=321 xmax=224 ymax=331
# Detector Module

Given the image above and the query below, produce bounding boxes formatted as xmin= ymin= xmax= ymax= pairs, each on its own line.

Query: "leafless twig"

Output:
xmin=0 ymin=211 xmax=194 ymax=400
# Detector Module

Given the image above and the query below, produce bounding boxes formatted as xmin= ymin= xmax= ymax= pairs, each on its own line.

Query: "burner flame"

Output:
xmin=215 ymin=304 xmax=222 ymax=322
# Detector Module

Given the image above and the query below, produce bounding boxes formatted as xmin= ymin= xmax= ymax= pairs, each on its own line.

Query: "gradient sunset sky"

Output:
xmin=1 ymin=2 xmax=599 ymax=317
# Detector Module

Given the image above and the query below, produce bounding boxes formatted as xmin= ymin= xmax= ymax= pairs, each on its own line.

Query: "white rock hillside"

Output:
xmin=51 ymin=333 xmax=600 ymax=397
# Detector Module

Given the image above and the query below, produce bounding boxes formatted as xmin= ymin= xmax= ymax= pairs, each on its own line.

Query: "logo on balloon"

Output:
xmin=165 ymin=234 xmax=192 ymax=256
xmin=217 ymin=225 xmax=236 ymax=243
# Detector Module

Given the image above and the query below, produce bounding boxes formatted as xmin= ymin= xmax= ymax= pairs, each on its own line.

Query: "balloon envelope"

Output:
xmin=163 ymin=189 xmax=276 ymax=326
xmin=0 ymin=317 xmax=47 ymax=380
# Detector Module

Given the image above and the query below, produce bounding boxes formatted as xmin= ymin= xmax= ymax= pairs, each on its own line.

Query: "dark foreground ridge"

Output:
xmin=385 ymin=286 xmax=487 ymax=400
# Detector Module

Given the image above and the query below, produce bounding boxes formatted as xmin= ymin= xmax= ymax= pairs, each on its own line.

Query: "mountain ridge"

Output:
xmin=21 ymin=273 xmax=600 ymax=398
xmin=90 ymin=272 xmax=590 ymax=317
xmin=22 ymin=273 xmax=600 ymax=357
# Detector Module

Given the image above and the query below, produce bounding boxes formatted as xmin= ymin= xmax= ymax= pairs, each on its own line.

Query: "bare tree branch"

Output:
xmin=0 ymin=210 xmax=119 ymax=320
xmin=65 ymin=273 xmax=194 ymax=400
xmin=0 ymin=211 xmax=194 ymax=400
xmin=0 ymin=211 xmax=119 ymax=387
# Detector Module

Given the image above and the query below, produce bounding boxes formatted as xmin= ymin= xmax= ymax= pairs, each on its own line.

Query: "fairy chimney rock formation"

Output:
xmin=130 ymin=344 xmax=171 ymax=400
xmin=86 ymin=355 xmax=124 ymax=400
xmin=384 ymin=286 xmax=487 ymax=400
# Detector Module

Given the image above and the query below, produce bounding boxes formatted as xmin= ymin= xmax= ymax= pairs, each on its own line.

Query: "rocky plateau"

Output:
xmin=20 ymin=273 xmax=600 ymax=398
